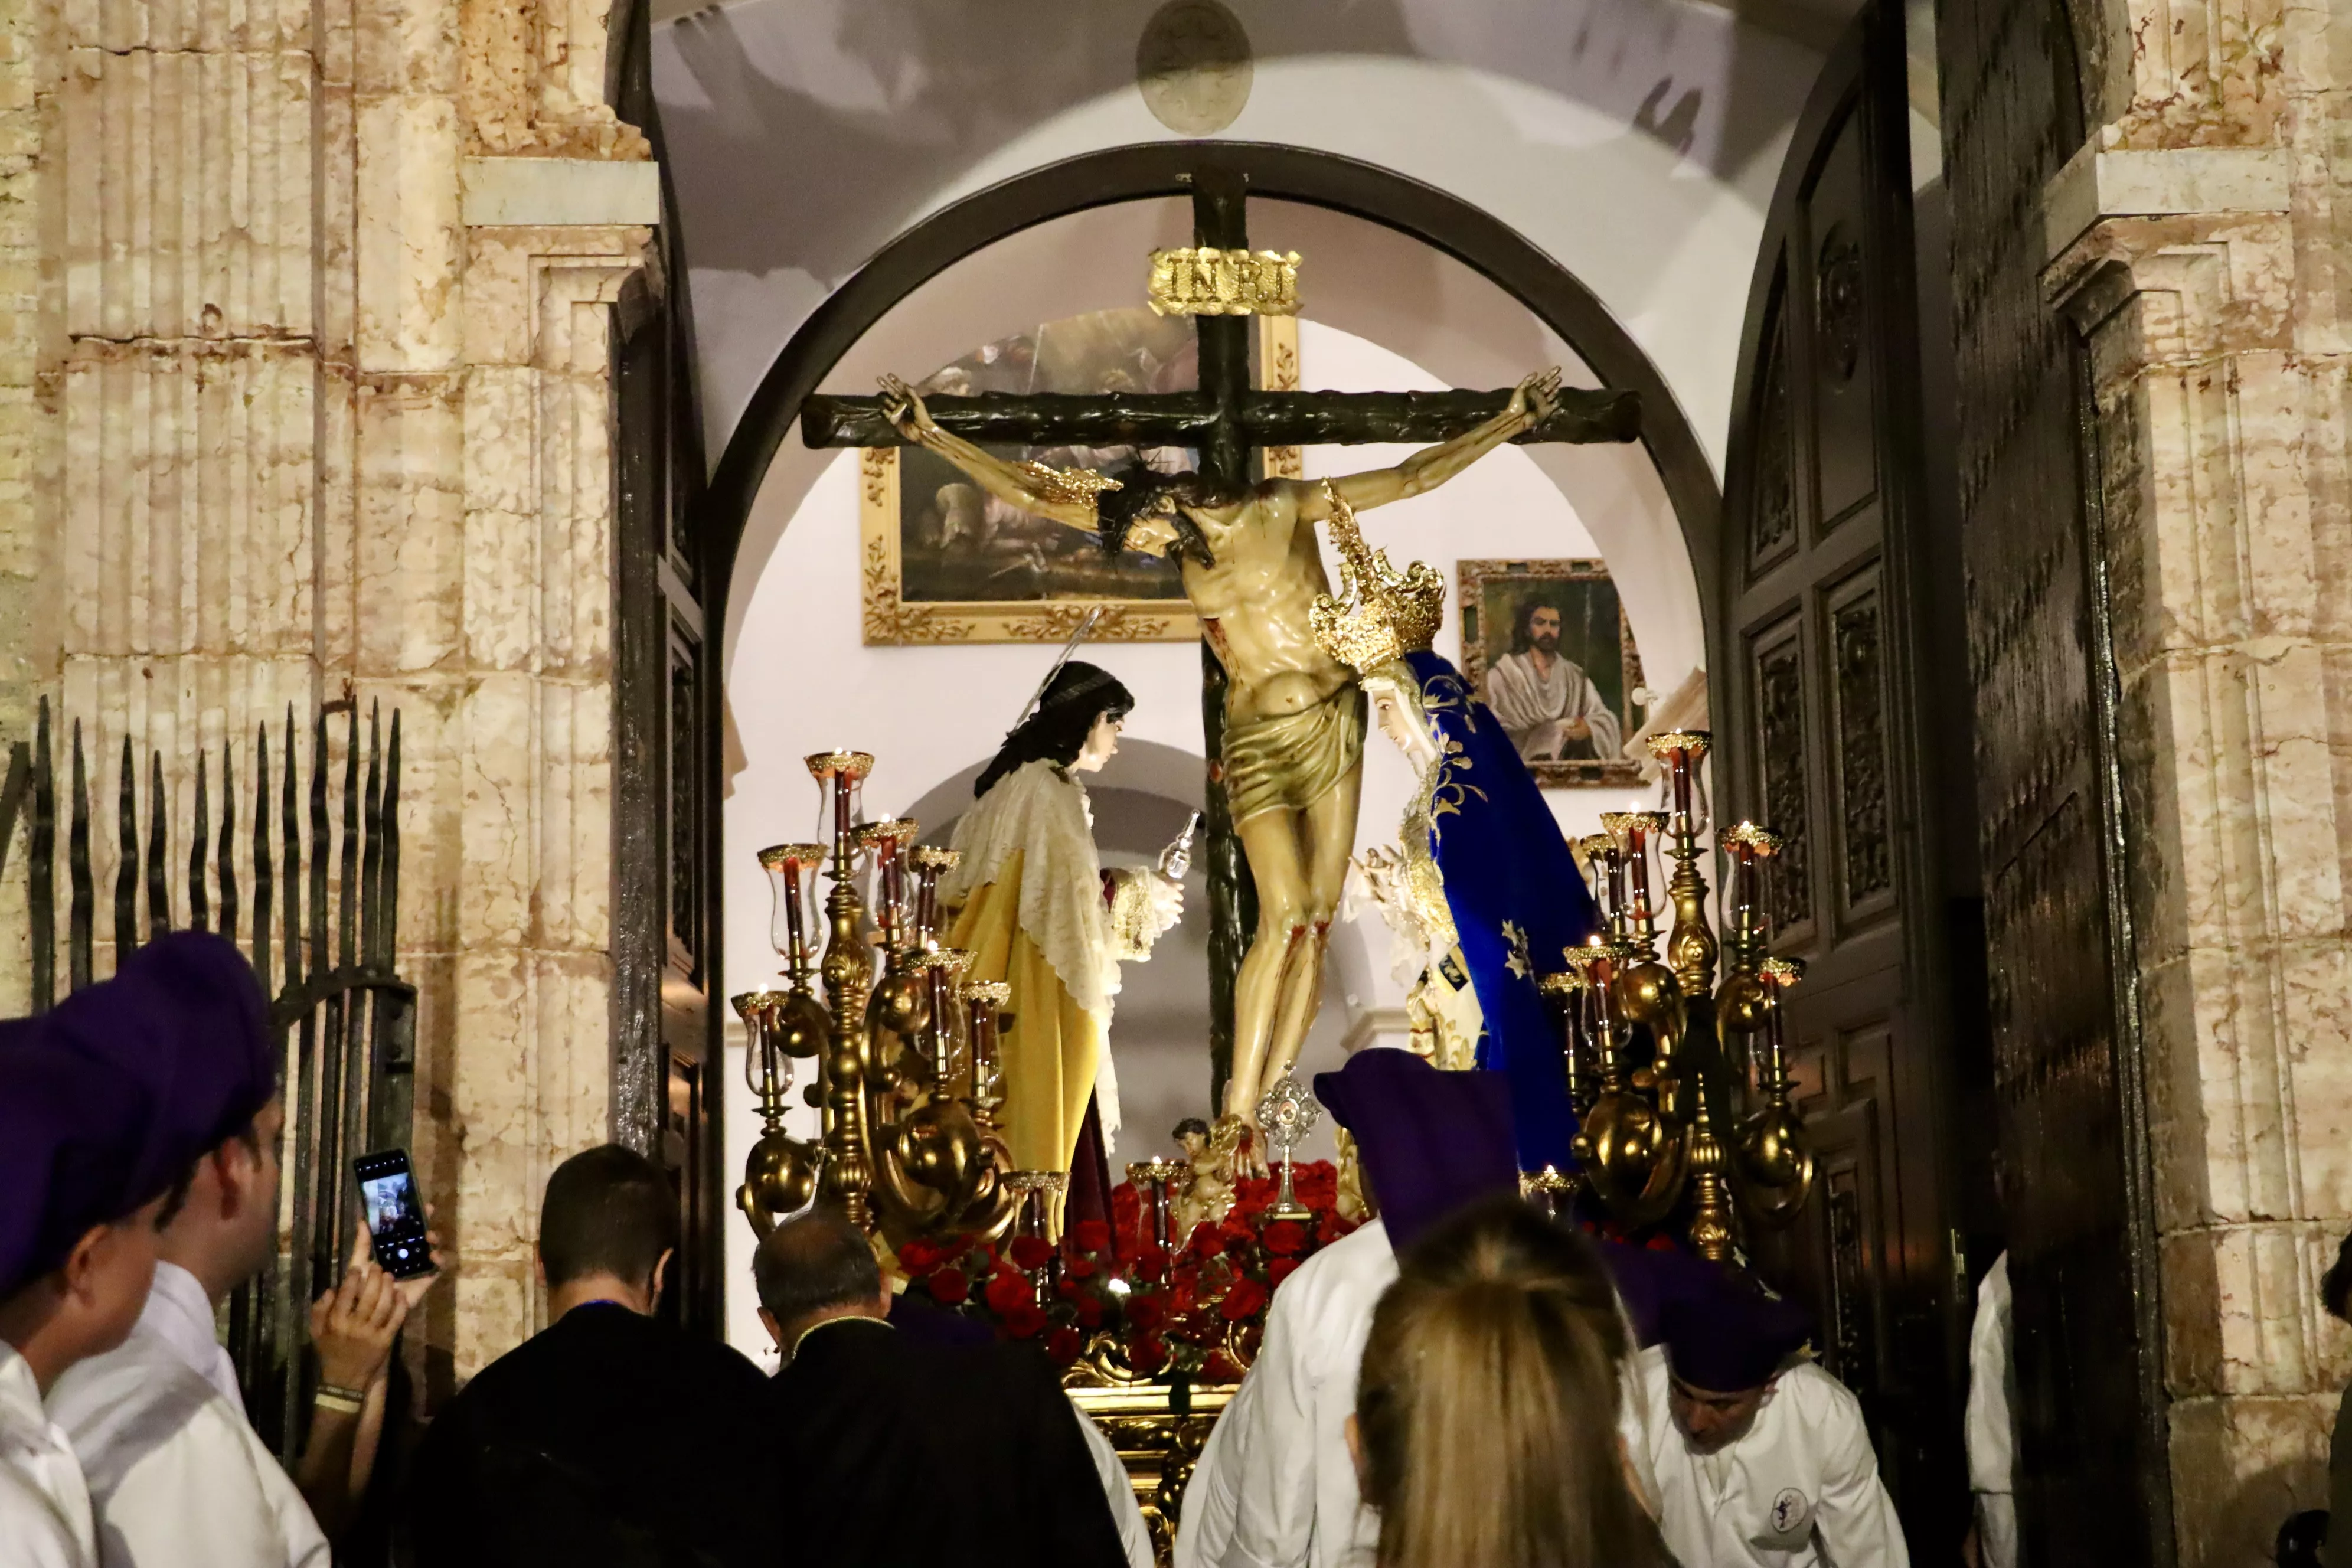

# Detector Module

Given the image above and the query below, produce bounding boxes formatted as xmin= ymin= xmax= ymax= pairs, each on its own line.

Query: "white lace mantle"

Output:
xmin=939 ymin=760 xmax=1122 ymax=1143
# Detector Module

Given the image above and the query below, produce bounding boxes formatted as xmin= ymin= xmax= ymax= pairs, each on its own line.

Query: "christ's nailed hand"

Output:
xmin=878 ymin=373 xmax=933 ymax=437
xmin=1509 ymin=367 xmax=1563 ymax=424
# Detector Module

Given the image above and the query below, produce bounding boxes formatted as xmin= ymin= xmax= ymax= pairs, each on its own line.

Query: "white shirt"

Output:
xmin=135 ymin=1265 xmax=241 ymax=1409
xmin=50 ymin=1321 xmax=329 ymax=1568
xmin=0 ymin=1344 xmax=96 ymax=1567
xmin=1177 ymin=1220 xmax=1665 ymax=1568
xmin=1645 ymin=1355 xmax=1909 ymax=1568
xmin=1964 ymin=1254 xmax=2017 ymax=1568
xmin=1070 ymin=1399 xmax=1154 ymax=1568
xmin=1179 ymin=1219 xmax=1398 ymax=1568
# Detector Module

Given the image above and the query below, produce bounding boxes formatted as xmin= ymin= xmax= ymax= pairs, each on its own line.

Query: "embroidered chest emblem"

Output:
xmin=1768 ymin=1487 xmax=1812 ymax=1536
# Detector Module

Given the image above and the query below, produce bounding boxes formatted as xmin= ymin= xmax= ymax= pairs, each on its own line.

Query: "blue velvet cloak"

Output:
xmin=1402 ymin=649 xmax=1602 ymax=1171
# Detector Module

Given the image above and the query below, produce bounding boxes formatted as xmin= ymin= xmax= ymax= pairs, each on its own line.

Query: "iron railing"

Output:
xmin=0 ymin=695 xmax=414 ymax=1459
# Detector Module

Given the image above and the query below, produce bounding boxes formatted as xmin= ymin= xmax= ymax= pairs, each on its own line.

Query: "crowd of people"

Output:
xmin=5 ymin=933 xmax=1940 ymax=1568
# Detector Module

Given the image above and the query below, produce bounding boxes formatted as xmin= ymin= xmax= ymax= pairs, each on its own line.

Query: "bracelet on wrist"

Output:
xmin=313 ymin=1382 xmax=367 ymax=1415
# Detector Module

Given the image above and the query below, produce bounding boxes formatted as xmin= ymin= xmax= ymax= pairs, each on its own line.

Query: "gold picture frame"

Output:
xmin=1457 ymin=557 xmax=1647 ymax=789
xmin=860 ymin=314 xmax=1299 ymax=645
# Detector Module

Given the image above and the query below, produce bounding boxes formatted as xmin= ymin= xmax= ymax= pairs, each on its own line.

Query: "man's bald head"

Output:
xmin=753 ymin=1208 xmax=888 ymax=1351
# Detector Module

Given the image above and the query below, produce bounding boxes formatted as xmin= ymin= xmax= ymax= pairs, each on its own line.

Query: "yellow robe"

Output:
xmin=948 ymin=848 xmax=1103 ymax=1178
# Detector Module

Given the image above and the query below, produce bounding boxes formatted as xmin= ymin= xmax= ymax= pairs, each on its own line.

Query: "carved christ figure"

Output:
xmin=882 ymin=368 xmax=1562 ymax=1149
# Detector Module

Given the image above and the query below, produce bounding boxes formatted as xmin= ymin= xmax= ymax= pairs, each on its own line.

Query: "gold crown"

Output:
xmin=1308 ymin=484 xmax=1445 ymax=675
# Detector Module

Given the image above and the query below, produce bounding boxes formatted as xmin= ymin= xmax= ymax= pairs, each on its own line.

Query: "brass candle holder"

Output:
xmin=1126 ymin=1158 xmax=1187 ymax=1274
xmin=1542 ymin=731 xmax=1817 ymax=1262
xmin=736 ymin=750 xmax=1017 ymax=1250
xmin=1732 ymin=956 xmax=1815 ymax=1227
xmin=736 ymin=841 xmax=838 ymax=1238
xmin=1007 ymin=1170 xmax=1068 ymax=1243
xmin=808 ymin=750 xmax=878 ymax=1226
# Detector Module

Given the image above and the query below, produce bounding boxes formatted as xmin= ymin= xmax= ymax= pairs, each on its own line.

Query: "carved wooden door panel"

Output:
xmin=1717 ymin=7 xmax=1971 ymax=1544
xmin=613 ymin=1 xmax=723 ymax=1339
xmin=1938 ymin=0 xmax=2170 ymax=1553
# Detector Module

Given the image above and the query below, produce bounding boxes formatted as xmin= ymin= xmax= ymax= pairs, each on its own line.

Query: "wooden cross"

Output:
xmin=799 ymin=171 xmax=1642 ymax=1104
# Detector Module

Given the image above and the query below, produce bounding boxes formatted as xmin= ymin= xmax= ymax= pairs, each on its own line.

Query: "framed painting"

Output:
xmin=861 ymin=309 xmax=1300 ymax=645
xmin=1458 ymin=558 xmax=1647 ymax=788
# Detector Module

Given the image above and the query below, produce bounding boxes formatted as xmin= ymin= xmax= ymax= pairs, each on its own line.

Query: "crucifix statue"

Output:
xmin=799 ymin=168 xmax=1640 ymax=1155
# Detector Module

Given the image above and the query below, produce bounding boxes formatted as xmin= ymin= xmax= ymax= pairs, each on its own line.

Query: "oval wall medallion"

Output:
xmin=1136 ymin=0 xmax=1253 ymax=135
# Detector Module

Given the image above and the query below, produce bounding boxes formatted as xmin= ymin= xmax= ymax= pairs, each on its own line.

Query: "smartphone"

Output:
xmin=352 ymin=1148 xmax=436 ymax=1279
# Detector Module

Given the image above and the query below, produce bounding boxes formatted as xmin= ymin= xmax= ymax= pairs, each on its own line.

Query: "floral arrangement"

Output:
xmin=897 ymin=1161 xmax=1359 ymax=1384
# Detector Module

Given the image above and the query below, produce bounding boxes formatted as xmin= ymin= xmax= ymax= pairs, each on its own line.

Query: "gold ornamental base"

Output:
xmin=1070 ymin=1382 xmax=1239 ymax=1567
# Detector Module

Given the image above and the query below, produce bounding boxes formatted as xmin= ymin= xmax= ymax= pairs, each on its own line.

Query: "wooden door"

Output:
xmin=1717 ymin=4 xmax=1972 ymax=1547
xmin=1937 ymin=0 xmax=2171 ymax=1553
xmin=613 ymin=0 xmax=724 ymax=1338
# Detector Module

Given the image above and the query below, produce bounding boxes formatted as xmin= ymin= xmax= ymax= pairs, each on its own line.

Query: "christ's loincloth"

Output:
xmin=1221 ymin=684 xmax=1367 ymax=823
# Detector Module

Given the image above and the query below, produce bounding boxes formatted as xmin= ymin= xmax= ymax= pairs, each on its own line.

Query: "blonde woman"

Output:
xmin=1350 ymin=1197 xmax=1672 ymax=1568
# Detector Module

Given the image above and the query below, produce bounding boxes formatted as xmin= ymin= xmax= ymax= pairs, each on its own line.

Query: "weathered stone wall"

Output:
xmin=2044 ymin=0 xmax=2352 ymax=1555
xmin=0 ymin=0 xmax=654 ymax=1392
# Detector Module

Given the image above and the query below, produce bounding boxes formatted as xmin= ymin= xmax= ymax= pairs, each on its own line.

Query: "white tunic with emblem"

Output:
xmin=0 ymin=1342 xmax=96 ymax=1567
xmin=48 ymin=1263 xmax=330 ymax=1568
xmin=1644 ymin=1354 xmax=1909 ymax=1568
xmin=1175 ymin=1218 xmax=1664 ymax=1568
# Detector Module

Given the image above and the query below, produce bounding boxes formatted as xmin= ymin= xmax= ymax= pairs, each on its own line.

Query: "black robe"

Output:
xmin=402 ymin=1301 xmax=772 ymax=1568
xmin=765 ymin=1317 xmax=1126 ymax=1568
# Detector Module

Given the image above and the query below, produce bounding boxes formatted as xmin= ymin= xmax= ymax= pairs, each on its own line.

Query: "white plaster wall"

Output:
xmin=718 ymin=319 xmax=1697 ymax=1355
xmin=651 ymin=0 xmax=1824 ymax=471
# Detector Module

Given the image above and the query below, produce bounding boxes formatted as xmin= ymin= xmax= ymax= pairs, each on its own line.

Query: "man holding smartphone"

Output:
xmin=44 ymin=933 xmax=448 ymax=1568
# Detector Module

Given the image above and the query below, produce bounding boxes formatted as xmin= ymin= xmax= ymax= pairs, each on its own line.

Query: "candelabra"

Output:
xmin=733 ymin=750 xmax=1017 ymax=1246
xmin=1549 ymin=730 xmax=1817 ymax=1260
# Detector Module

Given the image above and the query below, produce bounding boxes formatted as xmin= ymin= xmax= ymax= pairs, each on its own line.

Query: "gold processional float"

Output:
xmin=730 ymin=736 xmax=1818 ymax=1266
xmin=723 ymin=740 xmax=1819 ymax=1568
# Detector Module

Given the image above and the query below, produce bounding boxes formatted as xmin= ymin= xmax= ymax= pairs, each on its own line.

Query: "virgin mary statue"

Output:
xmin=1309 ymin=489 xmax=1602 ymax=1171
xmin=936 ymin=662 xmax=1183 ymax=1224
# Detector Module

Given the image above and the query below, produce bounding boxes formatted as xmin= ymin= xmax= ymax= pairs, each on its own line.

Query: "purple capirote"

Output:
xmin=40 ymin=930 xmax=276 ymax=1181
xmin=0 ymin=1030 xmax=172 ymax=1298
xmin=1311 ymin=1047 xmax=1520 ymax=1252
xmin=1658 ymin=1277 xmax=1817 ymax=1394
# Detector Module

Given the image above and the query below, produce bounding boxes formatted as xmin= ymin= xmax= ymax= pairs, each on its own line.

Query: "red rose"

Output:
xmin=897 ymin=1237 xmax=948 ymax=1273
xmin=1187 ymin=1230 xmax=1227 ymax=1260
xmin=1055 ymin=1275 xmax=1086 ymax=1301
xmin=1004 ymin=1303 xmax=1048 ymax=1338
xmin=1066 ymin=1255 xmax=1099 ymax=1280
xmin=1130 ymin=1331 xmax=1168 ymax=1372
xmin=1127 ymin=1295 xmax=1167 ymax=1332
xmin=1268 ymin=1256 xmax=1301 ymax=1288
xmin=1262 ymin=1220 xmax=1306 ymax=1256
xmin=1008 ymin=1235 xmax=1053 ymax=1272
xmin=924 ymin=1266 xmax=969 ymax=1305
xmin=1076 ymin=1295 xmax=1105 ymax=1329
xmin=1047 ymin=1326 xmax=1084 ymax=1365
xmin=1203 ymin=1351 xmax=1242 ymax=1384
xmin=1073 ymin=1219 xmax=1111 ymax=1254
xmin=1295 ymin=1162 xmax=1338 ymax=1206
xmin=1220 ymin=1279 xmax=1270 ymax=1322
xmin=1112 ymin=1184 xmax=1141 ymax=1236
xmin=985 ymin=1271 xmax=1035 ymax=1316
xmin=1316 ymin=1211 xmax=1345 ymax=1243
xmin=1138 ymin=1244 xmax=1170 ymax=1277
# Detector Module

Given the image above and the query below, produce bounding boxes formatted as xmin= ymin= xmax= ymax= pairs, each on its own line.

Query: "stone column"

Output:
xmin=2044 ymin=5 xmax=2352 ymax=1549
xmin=414 ymin=159 xmax=652 ymax=1379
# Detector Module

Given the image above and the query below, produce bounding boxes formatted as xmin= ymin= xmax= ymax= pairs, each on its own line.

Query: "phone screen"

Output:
xmin=352 ymin=1148 xmax=435 ymax=1279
